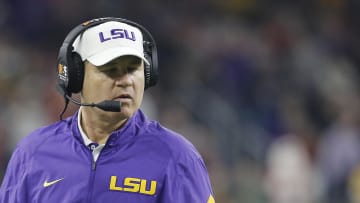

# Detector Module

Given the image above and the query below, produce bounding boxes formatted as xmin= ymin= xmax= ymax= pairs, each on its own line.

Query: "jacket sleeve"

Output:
xmin=160 ymin=154 xmax=215 ymax=203
xmin=0 ymin=146 xmax=29 ymax=203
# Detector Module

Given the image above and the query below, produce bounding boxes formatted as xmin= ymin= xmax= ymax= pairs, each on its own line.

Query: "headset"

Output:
xmin=56 ymin=17 xmax=159 ymax=96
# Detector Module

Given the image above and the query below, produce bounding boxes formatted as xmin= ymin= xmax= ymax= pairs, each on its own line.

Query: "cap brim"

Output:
xmin=86 ymin=47 xmax=150 ymax=66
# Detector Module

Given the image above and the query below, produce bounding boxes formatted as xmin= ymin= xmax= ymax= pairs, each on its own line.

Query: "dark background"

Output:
xmin=1 ymin=0 xmax=360 ymax=202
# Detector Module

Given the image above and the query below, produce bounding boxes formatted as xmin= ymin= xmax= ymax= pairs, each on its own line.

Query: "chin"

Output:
xmin=109 ymin=108 xmax=134 ymax=118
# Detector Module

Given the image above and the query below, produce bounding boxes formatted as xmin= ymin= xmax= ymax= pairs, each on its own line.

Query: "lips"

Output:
xmin=114 ymin=94 xmax=132 ymax=100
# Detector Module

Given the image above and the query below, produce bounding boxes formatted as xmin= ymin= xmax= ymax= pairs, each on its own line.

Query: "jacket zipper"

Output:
xmin=92 ymin=160 xmax=97 ymax=170
xmin=86 ymin=150 xmax=97 ymax=203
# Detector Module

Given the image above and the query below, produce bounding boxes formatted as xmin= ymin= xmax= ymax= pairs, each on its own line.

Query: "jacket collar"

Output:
xmin=70 ymin=109 xmax=148 ymax=147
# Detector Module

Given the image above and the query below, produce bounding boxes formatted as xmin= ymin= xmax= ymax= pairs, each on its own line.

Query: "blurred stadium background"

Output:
xmin=1 ymin=0 xmax=360 ymax=202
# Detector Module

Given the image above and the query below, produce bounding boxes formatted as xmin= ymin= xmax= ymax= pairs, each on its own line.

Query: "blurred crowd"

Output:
xmin=1 ymin=0 xmax=360 ymax=202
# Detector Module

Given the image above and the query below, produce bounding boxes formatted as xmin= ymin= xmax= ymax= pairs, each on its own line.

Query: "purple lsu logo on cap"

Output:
xmin=99 ymin=29 xmax=136 ymax=43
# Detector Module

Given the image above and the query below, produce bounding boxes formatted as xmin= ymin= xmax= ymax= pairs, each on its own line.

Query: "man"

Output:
xmin=0 ymin=18 xmax=215 ymax=202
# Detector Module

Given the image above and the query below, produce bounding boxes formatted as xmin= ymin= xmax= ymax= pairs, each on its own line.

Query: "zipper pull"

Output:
xmin=92 ymin=160 xmax=97 ymax=170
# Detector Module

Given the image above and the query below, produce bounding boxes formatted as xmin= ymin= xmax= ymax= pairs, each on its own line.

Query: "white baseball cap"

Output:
xmin=73 ymin=21 xmax=149 ymax=66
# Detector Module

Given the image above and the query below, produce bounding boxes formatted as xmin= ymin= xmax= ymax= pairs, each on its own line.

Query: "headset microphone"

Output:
xmin=56 ymin=85 xmax=121 ymax=119
xmin=65 ymin=95 xmax=121 ymax=112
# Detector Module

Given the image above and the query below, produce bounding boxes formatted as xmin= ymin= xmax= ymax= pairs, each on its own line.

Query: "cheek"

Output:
xmin=82 ymin=70 xmax=108 ymax=100
xmin=136 ymin=87 xmax=145 ymax=103
xmin=134 ymin=73 xmax=145 ymax=104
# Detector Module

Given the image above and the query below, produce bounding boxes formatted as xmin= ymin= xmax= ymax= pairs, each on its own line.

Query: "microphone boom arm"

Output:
xmin=65 ymin=95 xmax=121 ymax=112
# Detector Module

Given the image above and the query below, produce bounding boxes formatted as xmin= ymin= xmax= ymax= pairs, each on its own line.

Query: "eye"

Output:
xmin=99 ymin=66 xmax=118 ymax=74
xmin=126 ymin=66 xmax=138 ymax=73
xmin=107 ymin=67 xmax=118 ymax=74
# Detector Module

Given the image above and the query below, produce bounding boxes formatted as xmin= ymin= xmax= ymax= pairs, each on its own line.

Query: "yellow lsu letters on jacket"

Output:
xmin=109 ymin=176 xmax=157 ymax=195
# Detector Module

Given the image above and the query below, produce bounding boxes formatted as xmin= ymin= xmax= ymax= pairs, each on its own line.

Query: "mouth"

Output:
xmin=114 ymin=94 xmax=132 ymax=101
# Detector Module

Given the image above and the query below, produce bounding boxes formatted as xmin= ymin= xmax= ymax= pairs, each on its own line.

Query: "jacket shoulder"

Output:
xmin=16 ymin=117 xmax=72 ymax=153
xmin=143 ymin=120 xmax=202 ymax=160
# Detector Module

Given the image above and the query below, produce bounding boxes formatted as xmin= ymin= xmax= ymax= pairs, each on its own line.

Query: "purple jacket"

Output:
xmin=0 ymin=110 xmax=215 ymax=203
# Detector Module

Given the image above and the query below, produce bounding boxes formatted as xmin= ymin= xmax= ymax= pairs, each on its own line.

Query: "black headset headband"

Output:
xmin=57 ymin=17 xmax=158 ymax=95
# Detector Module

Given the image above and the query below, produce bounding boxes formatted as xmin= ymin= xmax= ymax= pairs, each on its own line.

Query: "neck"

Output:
xmin=80 ymin=107 xmax=128 ymax=144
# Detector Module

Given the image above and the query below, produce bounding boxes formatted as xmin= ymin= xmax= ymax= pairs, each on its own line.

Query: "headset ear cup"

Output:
xmin=149 ymin=51 xmax=158 ymax=87
xmin=144 ymin=54 xmax=152 ymax=89
xmin=68 ymin=52 xmax=84 ymax=93
xmin=144 ymin=52 xmax=159 ymax=89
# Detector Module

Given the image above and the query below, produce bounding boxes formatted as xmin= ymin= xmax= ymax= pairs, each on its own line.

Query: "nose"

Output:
xmin=114 ymin=72 xmax=133 ymax=87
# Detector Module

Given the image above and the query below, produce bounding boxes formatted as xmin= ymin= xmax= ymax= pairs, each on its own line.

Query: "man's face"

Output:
xmin=81 ymin=55 xmax=145 ymax=119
